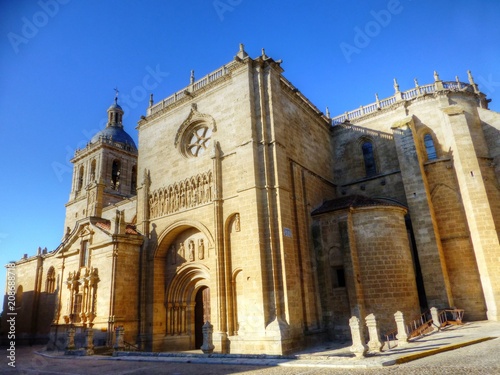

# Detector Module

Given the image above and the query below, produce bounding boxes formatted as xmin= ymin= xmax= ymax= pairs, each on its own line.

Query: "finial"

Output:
xmin=433 ymin=71 xmax=440 ymax=82
xmin=393 ymin=78 xmax=400 ymax=93
xmin=149 ymin=93 xmax=154 ymax=108
xmin=467 ymin=70 xmax=480 ymax=93
xmin=456 ymin=75 xmax=460 ymax=83
xmin=114 ymin=87 xmax=119 ymax=104
xmin=414 ymin=78 xmax=419 ymax=87
xmin=467 ymin=70 xmax=475 ymax=85
xmin=190 ymin=70 xmax=195 ymax=84
xmin=375 ymin=93 xmax=380 ymax=101
xmin=235 ymin=43 xmax=249 ymax=60
xmin=261 ymin=48 xmax=267 ymax=59
xmin=325 ymin=106 xmax=330 ymax=118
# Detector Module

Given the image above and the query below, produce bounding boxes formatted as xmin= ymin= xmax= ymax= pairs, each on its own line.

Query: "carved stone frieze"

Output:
xmin=149 ymin=170 xmax=213 ymax=218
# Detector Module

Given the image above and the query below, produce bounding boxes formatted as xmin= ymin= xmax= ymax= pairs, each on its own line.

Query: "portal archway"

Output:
xmin=152 ymin=222 xmax=214 ymax=351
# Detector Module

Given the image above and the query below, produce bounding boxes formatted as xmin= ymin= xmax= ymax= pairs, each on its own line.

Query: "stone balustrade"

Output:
xmin=332 ymin=78 xmax=474 ymax=125
xmin=148 ymin=65 xmax=231 ymax=116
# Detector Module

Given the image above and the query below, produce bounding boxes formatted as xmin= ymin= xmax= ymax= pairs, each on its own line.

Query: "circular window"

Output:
xmin=186 ymin=125 xmax=212 ymax=157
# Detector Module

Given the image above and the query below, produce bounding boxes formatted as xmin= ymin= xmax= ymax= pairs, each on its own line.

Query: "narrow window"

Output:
xmin=424 ymin=133 xmax=437 ymax=160
xmin=80 ymin=240 xmax=89 ymax=268
xmin=131 ymin=165 xmax=137 ymax=195
xmin=90 ymin=160 xmax=96 ymax=182
xmin=77 ymin=166 xmax=84 ymax=191
xmin=111 ymin=160 xmax=121 ymax=190
xmin=46 ymin=267 xmax=56 ymax=293
xmin=362 ymin=141 xmax=377 ymax=176
xmin=331 ymin=266 xmax=346 ymax=288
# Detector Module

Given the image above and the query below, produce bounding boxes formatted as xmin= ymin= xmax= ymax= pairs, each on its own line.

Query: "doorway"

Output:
xmin=194 ymin=287 xmax=210 ymax=349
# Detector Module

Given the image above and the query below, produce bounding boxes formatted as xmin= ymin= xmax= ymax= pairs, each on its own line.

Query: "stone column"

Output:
xmin=85 ymin=328 xmax=94 ymax=355
xmin=395 ymin=311 xmax=409 ymax=346
xmin=365 ymin=313 xmax=383 ymax=353
xmin=66 ymin=327 xmax=76 ymax=350
xmin=349 ymin=316 xmax=368 ymax=358
xmin=200 ymin=321 xmax=215 ymax=354
xmin=430 ymin=307 xmax=441 ymax=331
xmin=114 ymin=326 xmax=124 ymax=351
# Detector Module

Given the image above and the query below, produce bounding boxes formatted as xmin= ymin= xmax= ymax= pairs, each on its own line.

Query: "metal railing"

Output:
xmin=383 ymin=308 xmax=464 ymax=350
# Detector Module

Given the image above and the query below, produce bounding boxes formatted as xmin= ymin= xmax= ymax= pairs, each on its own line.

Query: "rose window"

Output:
xmin=186 ymin=125 xmax=212 ymax=157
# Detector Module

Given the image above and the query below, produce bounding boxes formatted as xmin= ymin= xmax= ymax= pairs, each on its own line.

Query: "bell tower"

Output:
xmin=64 ymin=96 xmax=138 ymax=232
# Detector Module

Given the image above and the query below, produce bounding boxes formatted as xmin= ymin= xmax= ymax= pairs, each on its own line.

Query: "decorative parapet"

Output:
xmin=332 ymin=77 xmax=476 ymax=125
xmin=147 ymin=62 xmax=239 ymax=117
xmin=149 ymin=170 xmax=213 ymax=219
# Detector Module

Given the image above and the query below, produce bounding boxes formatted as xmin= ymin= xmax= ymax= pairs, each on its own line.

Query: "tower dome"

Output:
xmin=90 ymin=97 xmax=138 ymax=152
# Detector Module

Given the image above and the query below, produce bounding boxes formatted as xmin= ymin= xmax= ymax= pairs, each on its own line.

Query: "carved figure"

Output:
xmin=189 ymin=240 xmax=195 ymax=262
xmin=179 ymin=242 xmax=185 ymax=259
xmin=235 ymin=213 xmax=241 ymax=232
xmin=198 ymin=239 xmax=205 ymax=260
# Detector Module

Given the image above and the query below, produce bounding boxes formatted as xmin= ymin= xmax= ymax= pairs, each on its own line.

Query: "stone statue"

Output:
xmin=179 ymin=242 xmax=185 ymax=259
xmin=189 ymin=240 xmax=195 ymax=262
xmin=198 ymin=239 xmax=205 ymax=260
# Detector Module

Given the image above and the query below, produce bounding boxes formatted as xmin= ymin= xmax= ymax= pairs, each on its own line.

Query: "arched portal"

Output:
xmin=152 ymin=223 xmax=214 ymax=352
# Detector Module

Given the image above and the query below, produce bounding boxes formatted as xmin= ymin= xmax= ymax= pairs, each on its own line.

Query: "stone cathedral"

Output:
xmin=3 ymin=45 xmax=500 ymax=355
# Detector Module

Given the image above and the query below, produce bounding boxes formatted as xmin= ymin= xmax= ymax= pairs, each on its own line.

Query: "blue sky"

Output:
xmin=1 ymin=0 xmax=500 ymax=302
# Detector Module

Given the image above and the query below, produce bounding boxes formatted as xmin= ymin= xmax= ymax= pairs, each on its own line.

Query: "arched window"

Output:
xmin=131 ymin=165 xmax=137 ymax=195
xmin=424 ymin=133 xmax=437 ymax=160
xmin=362 ymin=141 xmax=377 ymax=176
xmin=77 ymin=166 xmax=84 ymax=191
xmin=90 ymin=160 xmax=96 ymax=182
xmin=46 ymin=267 xmax=56 ymax=293
xmin=111 ymin=160 xmax=121 ymax=190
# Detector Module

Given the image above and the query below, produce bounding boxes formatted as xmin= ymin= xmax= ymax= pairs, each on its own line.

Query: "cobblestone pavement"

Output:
xmin=2 ymin=321 xmax=499 ymax=374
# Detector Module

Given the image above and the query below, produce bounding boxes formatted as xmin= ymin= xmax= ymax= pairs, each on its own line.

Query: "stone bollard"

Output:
xmin=85 ymin=328 xmax=94 ymax=355
xmin=114 ymin=326 xmax=125 ymax=351
xmin=365 ymin=313 xmax=383 ymax=353
xmin=200 ymin=321 xmax=215 ymax=354
xmin=349 ymin=316 xmax=368 ymax=358
xmin=430 ymin=307 xmax=441 ymax=331
xmin=66 ymin=327 xmax=76 ymax=350
xmin=394 ymin=311 xmax=409 ymax=346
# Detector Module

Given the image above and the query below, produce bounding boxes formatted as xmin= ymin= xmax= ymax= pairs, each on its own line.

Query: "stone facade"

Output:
xmin=3 ymin=46 xmax=500 ymax=354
